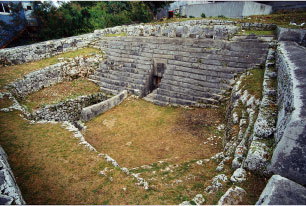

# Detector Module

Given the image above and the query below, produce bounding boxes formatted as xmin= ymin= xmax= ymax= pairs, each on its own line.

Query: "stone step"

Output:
xmin=107 ymin=66 xmax=149 ymax=76
xmin=143 ymin=95 xmax=169 ymax=107
xmin=167 ymin=63 xmax=245 ymax=77
xmin=149 ymin=93 xmax=218 ymax=107
xmin=162 ymin=73 xmax=231 ymax=90
xmin=99 ymin=86 xmax=120 ymax=95
xmin=166 ymin=64 xmax=237 ymax=79
xmin=104 ymin=46 xmax=266 ymax=65
xmin=102 ymin=37 xmax=270 ymax=53
xmin=165 ymin=67 xmax=233 ymax=84
xmin=155 ymin=88 xmax=219 ymax=104
xmin=159 ymin=78 xmax=226 ymax=95
xmin=101 ymin=36 xmax=268 ymax=47
xmin=103 ymin=45 xmax=266 ymax=67
xmin=94 ymin=76 xmax=145 ymax=91
xmin=94 ymin=68 xmax=147 ymax=83
xmin=94 ymin=71 xmax=147 ymax=86
xmin=159 ymin=83 xmax=224 ymax=100
xmin=99 ymin=60 xmax=152 ymax=72
xmin=88 ymin=79 xmax=123 ymax=94
xmin=108 ymin=55 xmax=152 ymax=66
xmin=96 ymin=81 xmax=125 ymax=93
xmin=98 ymin=62 xmax=151 ymax=75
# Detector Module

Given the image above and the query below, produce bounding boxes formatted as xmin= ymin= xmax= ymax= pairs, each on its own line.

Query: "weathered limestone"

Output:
xmin=256 ymin=175 xmax=306 ymax=205
xmin=0 ymin=146 xmax=25 ymax=205
xmin=0 ymin=33 xmax=97 ymax=66
xmin=270 ymin=41 xmax=306 ymax=186
xmin=217 ymin=186 xmax=246 ymax=205
xmin=277 ymin=27 xmax=306 ymax=47
xmin=91 ymin=36 xmax=270 ymax=107
xmin=243 ymin=47 xmax=277 ymax=175
xmin=29 ymin=92 xmax=109 ymax=122
xmin=6 ymin=54 xmax=102 ymax=99
xmin=81 ymin=90 xmax=128 ymax=121
xmin=0 ymin=19 xmax=275 ymax=66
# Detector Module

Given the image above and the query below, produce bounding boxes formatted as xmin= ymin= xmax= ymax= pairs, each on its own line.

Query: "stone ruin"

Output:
xmin=0 ymin=19 xmax=306 ymax=204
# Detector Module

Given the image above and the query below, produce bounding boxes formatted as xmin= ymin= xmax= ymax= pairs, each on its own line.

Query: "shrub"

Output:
xmin=201 ymin=13 xmax=206 ymax=18
xmin=189 ymin=15 xmax=195 ymax=18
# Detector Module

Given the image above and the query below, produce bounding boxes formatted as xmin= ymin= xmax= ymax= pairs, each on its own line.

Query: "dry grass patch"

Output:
xmin=84 ymin=98 xmax=224 ymax=168
xmin=0 ymin=47 xmax=101 ymax=92
xmin=0 ymin=110 xmax=151 ymax=205
xmin=21 ymin=78 xmax=101 ymax=111
xmin=0 ymin=95 xmax=12 ymax=108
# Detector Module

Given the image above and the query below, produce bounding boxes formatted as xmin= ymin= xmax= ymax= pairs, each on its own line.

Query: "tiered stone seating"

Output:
xmin=89 ymin=36 xmax=271 ymax=107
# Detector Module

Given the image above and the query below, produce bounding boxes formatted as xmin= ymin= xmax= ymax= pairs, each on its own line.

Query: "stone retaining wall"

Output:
xmin=270 ymin=41 xmax=306 ymax=186
xmin=0 ymin=33 xmax=97 ymax=66
xmin=6 ymin=54 xmax=102 ymax=99
xmin=29 ymin=92 xmax=110 ymax=122
xmin=0 ymin=146 xmax=25 ymax=205
xmin=91 ymin=36 xmax=271 ymax=106
xmin=81 ymin=90 xmax=128 ymax=121
xmin=254 ymin=40 xmax=306 ymax=205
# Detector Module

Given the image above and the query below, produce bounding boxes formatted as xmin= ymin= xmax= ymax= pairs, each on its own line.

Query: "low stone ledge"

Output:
xmin=81 ymin=90 xmax=128 ymax=122
xmin=256 ymin=175 xmax=306 ymax=205
xmin=0 ymin=146 xmax=25 ymax=205
xmin=30 ymin=92 xmax=109 ymax=122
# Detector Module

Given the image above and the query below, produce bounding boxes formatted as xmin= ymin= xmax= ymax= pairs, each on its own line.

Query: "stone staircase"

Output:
xmin=89 ymin=61 xmax=152 ymax=96
xmin=89 ymin=36 xmax=271 ymax=107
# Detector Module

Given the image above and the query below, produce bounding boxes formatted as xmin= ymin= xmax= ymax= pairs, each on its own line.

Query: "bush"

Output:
xmin=201 ymin=13 xmax=206 ymax=18
xmin=189 ymin=15 xmax=195 ymax=18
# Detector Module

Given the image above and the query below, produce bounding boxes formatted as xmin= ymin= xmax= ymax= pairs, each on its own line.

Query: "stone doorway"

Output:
xmin=149 ymin=61 xmax=166 ymax=93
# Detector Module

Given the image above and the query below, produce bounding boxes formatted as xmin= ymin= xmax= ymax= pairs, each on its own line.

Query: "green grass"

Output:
xmin=238 ymin=30 xmax=275 ymax=36
xmin=239 ymin=68 xmax=265 ymax=100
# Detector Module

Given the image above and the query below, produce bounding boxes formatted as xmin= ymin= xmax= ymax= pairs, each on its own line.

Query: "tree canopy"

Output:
xmin=33 ymin=1 xmax=169 ymax=41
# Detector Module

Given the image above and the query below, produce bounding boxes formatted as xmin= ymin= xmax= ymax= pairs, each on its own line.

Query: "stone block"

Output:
xmin=217 ymin=186 xmax=246 ymax=205
xmin=277 ymin=27 xmax=306 ymax=45
xmin=256 ymin=175 xmax=306 ymax=205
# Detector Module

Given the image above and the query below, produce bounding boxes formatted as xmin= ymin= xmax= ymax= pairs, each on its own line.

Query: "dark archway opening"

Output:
xmin=149 ymin=62 xmax=166 ymax=92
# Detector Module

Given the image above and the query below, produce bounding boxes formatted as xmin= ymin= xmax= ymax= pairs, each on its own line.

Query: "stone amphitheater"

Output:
xmin=0 ymin=19 xmax=306 ymax=205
